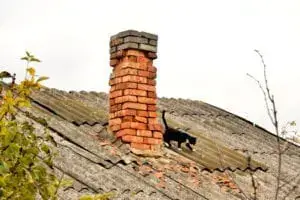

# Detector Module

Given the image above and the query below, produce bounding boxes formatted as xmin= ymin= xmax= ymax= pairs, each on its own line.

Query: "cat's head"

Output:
xmin=189 ymin=136 xmax=197 ymax=145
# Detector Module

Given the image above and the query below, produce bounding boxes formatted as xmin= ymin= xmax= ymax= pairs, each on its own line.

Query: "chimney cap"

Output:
xmin=110 ymin=30 xmax=158 ymax=53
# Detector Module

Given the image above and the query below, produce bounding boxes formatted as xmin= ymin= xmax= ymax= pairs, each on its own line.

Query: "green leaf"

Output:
xmin=36 ymin=76 xmax=49 ymax=83
xmin=31 ymin=58 xmax=41 ymax=63
xmin=0 ymin=71 xmax=12 ymax=79
xmin=26 ymin=51 xmax=31 ymax=57
xmin=290 ymin=121 xmax=296 ymax=126
xmin=21 ymin=56 xmax=29 ymax=61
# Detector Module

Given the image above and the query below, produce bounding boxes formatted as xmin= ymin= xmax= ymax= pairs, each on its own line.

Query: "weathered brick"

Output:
xmin=109 ymin=113 xmax=115 ymax=119
xmin=148 ymin=72 xmax=156 ymax=79
xmin=147 ymin=52 xmax=157 ymax=59
xmin=115 ymin=109 xmax=136 ymax=117
xmin=117 ymin=43 xmax=138 ymax=51
xmin=149 ymin=39 xmax=157 ymax=46
xmin=138 ymin=97 xmax=156 ymax=104
xmin=124 ymin=36 xmax=148 ymax=44
xmin=143 ymin=137 xmax=162 ymax=145
xmin=128 ymin=55 xmax=137 ymax=62
xmin=110 ymin=38 xmax=123 ymax=46
xmin=122 ymin=135 xmax=143 ymax=143
xmin=110 ymin=85 xmax=116 ymax=92
xmin=137 ymin=110 xmax=148 ymax=117
xmin=147 ymin=79 xmax=156 ymax=86
xmin=122 ymin=102 xmax=147 ymax=110
xmin=109 ymin=90 xmax=123 ymax=98
xmin=110 ymin=59 xmax=119 ymax=67
xmin=134 ymin=116 xmax=147 ymax=124
xmin=115 ymin=68 xmax=138 ymax=77
xmin=124 ymin=89 xmax=147 ymax=96
xmin=117 ymin=30 xmax=141 ymax=38
xmin=109 ymin=118 xmax=122 ymax=126
xmin=126 ymin=49 xmax=144 ymax=57
xmin=137 ymin=56 xmax=149 ymax=63
xmin=137 ymin=84 xmax=155 ymax=92
xmin=122 ymin=75 xmax=147 ymax=84
xmin=109 ymin=99 xmax=115 ymax=106
xmin=137 ymin=130 xmax=152 ymax=137
xmin=131 ymin=143 xmax=151 ymax=150
xmin=115 ymin=82 xmax=137 ymax=90
xmin=114 ymin=95 xmax=137 ymax=104
xmin=148 ymin=112 xmax=157 ymax=118
xmin=148 ymin=123 xmax=163 ymax=131
xmin=139 ymin=44 xmax=157 ymax=52
xmin=147 ymin=105 xmax=156 ymax=111
xmin=148 ymin=66 xmax=157 ymax=73
xmin=120 ymin=122 xmax=131 ymax=129
xmin=147 ymin=91 xmax=157 ymax=98
xmin=120 ymin=61 xmax=148 ymax=71
xmin=110 ymin=104 xmax=122 ymax=112
xmin=110 ymin=125 xmax=121 ymax=132
xmin=123 ymin=116 xmax=134 ymax=122
xmin=148 ymin=118 xmax=158 ymax=124
xmin=153 ymin=131 xmax=163 ymax=139
xmin=137 ymin=70 xmax=150 ymax=77
xmin=116 ymin=129 xmax=136 ymax=138
xmin=109 ymin=77 xmax=122 ymax=86
xmin=130 ymin=122 xmax=147 ymax=130
xmin=110 ymin=47 xmax=116 ymax=53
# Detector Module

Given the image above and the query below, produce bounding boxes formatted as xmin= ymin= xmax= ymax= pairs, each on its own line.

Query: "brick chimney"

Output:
xmin=108 ymin=30 xmax=163 ymax=156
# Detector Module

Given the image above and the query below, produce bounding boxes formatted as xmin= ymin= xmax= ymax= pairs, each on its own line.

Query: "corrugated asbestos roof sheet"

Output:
xmin=20 ymin=88 xmax=300 ymax=199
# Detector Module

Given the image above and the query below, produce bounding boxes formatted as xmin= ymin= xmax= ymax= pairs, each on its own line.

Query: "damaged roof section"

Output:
xmin=21 ymin=88 xmax=300 ymax=199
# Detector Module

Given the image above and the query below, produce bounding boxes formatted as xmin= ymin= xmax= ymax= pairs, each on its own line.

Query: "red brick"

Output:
xmin=143 ymin=137 xmax=162 ymax=145
xmin=147 ymin=52 xmax=157 ymax=59
xmin=147 ymin=79 xmax=156 ymax=86
xmin=120 ymin=122 xmax=131 ymax=129
xmin=148 ymin=111 xmax=157 ymax=118
xmin=109 ymin=99 xmax=115 ymax=106
xmin=110 ymin=125 xmax=121 ymax=132
xmin=147 ymin=91 xmax=157 ymax=98
xmin=114 ymin=95 xmax=137 ymax=104
xmin=120 ymin=62 xmax=148 ymax=71
xmin=131 ymin=143 xmax=151 ymax=150
xmin=138 ymin=97 xmax=156 ymax=104
xmin=148 ymin=66 xmax=157 ymax=73
xmin=137 ymin=110 xmax=148 ymax=117
xmin=109 ymin=113 xmax=115 ymax=119
xmin=138 ymin=70 xmax=150 ymax=77
xmin=110 ymin=104 xmax=122 ymax=112
xmin=123 ymin=116 xmax=134 ymax=122
xmin=148 ymin=118 xmax=158 ymax=124
xmin=148 ymin=123 xmax=163 ymax=131
xmin=124 ymin=89 xmax=147 ymax=96
xmin=115 ymin=68 xmax=138 ymax=77
xmin=128 ymin=55 xmax=137 ymax=62
xmin=148 ymin=105 xmax=156 ymax=111
xmin=109 ymin=77 xmax=122 ymax=86
xmin=110 ymin=59 xmax=119 ymax=67
xmin=137 ymin=56 xmax=149 ymax=63
xmin=153 ymin=131 xmax=163 ymax=139
xmin=137 ymin=130 xmax=152 ymax=137
xmin=137 ymin=84 xmax=155 ymax=92
xmin=115 ymin=82 xmax=137 ymax=90
xmin=126 ymin=50 xmax=144 ymax=57
xmin=148 ymin=72 xmax=156 ymax=79
xmin=130 ymin=122 xmax=147 ymax=130
xmin=122 ymin=135 xmax=143 ymax=143
xmin=122 ymin=75 xmax=147 ymax=84
xmin=134 ymin=116 xmax=147 ymax=124
xmin=110 ymin=85 xmax=116 ymax=92
xmin=115 ymin=109 xmax=136 ymax=117
xmin=116 ymin=129 xmax=136 ymax=138
xmin=109 ymin=118 xmax=122 ymax=126
xmin=122 ymin=102 xmax=147 ymax=110
xmin=110 ymin=90 xmax=123 ymax=99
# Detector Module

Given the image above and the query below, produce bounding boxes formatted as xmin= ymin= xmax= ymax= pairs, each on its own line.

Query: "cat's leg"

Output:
xmin=177 ymin=142 xmax=182 ymax=151
xmin=186 ymin=143 xmax=195 ymax=151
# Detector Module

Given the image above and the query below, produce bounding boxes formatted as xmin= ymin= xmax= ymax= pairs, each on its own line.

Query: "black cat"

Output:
xmin=162 ymin=110 xmax=197 ymax=151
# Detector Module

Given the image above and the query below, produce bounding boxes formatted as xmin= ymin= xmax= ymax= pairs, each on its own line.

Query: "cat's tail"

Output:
xmin=162 ymin=110 xmax=169 ymax=130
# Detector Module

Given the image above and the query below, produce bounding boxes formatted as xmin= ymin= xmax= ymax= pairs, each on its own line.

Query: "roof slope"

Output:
xmin=21 ymin=88 xmax=300 ymax=199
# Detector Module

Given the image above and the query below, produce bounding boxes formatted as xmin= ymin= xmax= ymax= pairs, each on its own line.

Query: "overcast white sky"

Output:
xmin=0 ymin=0 xmax=299 ymax=133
